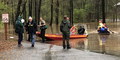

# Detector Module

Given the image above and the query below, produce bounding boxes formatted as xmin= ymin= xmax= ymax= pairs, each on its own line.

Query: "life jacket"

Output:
xmin=101 ymin=27 xmax=105 ymax=32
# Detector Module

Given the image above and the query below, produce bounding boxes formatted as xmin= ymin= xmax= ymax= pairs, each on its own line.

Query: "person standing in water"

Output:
xmin=60 ymin=15 xmax=72 ymax=49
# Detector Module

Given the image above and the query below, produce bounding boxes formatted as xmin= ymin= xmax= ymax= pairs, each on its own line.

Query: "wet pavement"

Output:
xmin=0 ymin=41 xmax=120 ymax=60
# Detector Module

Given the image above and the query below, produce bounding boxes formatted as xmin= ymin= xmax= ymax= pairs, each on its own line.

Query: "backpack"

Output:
xmin=15 ymin=27 xmax=21 ymax=33
xmin=15 ymin=21 xmax=21 ymax=33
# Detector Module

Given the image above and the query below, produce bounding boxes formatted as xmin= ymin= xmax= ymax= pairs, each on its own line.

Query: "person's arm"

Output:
xmin=24 ymin=24 xmax=27 ymax=29
xmin=18 ymin=21 xmax=23 ymax=28
xmin=60 ymin=22 xmax=63 ymax=32
xmin=43 ymin=20 xmax=46 ymax=26
xmin=38 ymin=22 xmax=41 ymax=27
xmin=67 ymin=20 xmax=71 ymax=29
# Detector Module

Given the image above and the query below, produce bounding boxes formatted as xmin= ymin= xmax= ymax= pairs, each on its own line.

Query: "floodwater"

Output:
xmin=46 ymin=22 xmax=120 ymax=56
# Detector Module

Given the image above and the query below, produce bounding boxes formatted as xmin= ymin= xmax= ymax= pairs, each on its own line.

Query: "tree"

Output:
xmin=38 ymin=0 xmax=42 ymax=24
xmin=50 ymin=0 xmax=53 ymax=33
xmin=29 ymin=0 xmax=32 ymax=16
xmin=96 ymin=0 xmax=100 ymax=22
xmin=15 ymin=0 xmax=22 ymax=21
xmin=69 ymin=0 xmax=73 ymax=26
xmin=35 ymin=0 xmax=37 ymax=23
xmin=102 ymin=0 xmax=106 ymax=23
xmin=55 ymin=0 xmax=59 ymax=33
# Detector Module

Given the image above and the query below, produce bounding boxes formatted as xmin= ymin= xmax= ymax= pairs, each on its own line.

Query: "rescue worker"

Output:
xmin=60 ymin=15 xmax=71 ymax=49
xmin=103 ymin=23 xmax=110 ymax=33
xmin=25 ymin=17 xmax=38 ymax=47
xmin=98 ymin=21 xmax=103 ymax=33
xmin=38 ymin=17 xmax=46 ymax=43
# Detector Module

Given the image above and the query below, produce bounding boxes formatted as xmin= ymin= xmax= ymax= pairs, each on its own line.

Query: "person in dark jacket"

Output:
xmin=60 ymin=15 xmax=72 ymax=49
xmin=24 ymin=16 xmax=32 ymax=42
xmin=78 ymin=26 xmax=85 ymax=35
xmin=25 ymin=17 xmax=38 ymax=47
xmin=16 ymin=16 xmax=24 ymax=47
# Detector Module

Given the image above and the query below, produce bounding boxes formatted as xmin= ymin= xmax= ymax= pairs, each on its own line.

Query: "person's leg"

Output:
xmin=18 ymin=33 xmax=21 ymax=44
xmin=63 ymin=33 xmax=66 ymax=49
xmin=42 ymin=30 xmax=45 ymax=43
xmin=28 ymin=34 xmax=30 ymax=41
xmin=19 ymin=33 xmax=22 ymax=44
xmin=29 ymin=33 xmax=32 ymax=42
xmin=41 ymin=30 xmax=43 ymax=41
xmin=31 ymin=33 xmax=35 ymax=47
xmin=66 ymin=32 xmax=71 ymax=49
xmin=21 ymin=33 xmax=23 ymax=41
xmin=41 ymin=30 xmax=45 ymax=43
xmin=18 ymin=33 xmax=22 ymax=47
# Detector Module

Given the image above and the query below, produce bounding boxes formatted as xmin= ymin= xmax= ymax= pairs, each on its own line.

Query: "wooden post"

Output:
xmin=5 ymin=23 xmax=7 ymax=40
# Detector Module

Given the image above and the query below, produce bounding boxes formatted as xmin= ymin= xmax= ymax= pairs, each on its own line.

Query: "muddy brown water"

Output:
xmin=45 ymin=22 xmax=120 ymax=56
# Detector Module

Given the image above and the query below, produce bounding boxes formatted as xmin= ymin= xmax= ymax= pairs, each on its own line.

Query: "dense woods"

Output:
xmin=0 ymin=0 xmax=120 ymax=26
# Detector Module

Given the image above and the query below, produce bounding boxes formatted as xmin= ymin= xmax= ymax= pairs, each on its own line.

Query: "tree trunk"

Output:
xmin=12 ymin=0 xmax=15 ymax=35
xmin=29 ymin=0 xmax=32 ymax=16
xmin=69 ymin=0 xmax=71 ymax=25
xmin=38 ymin=0 xmax=42 ymax=24
xmin=71 ymin=0 xmax=73 ymax=26
xmin=96 ymin=0 xmax=100 ymax=22
xmin=23 ymin=0 xmax=27 ymax=41
xmin=50 ymin=0 xmax=53 ymax=34
xmin=102 ymin=0 xmax=106 ymax=23
xmin=113 ymin=14 xmax=115 ymax=22
xmin=15 ymin=0 xmax=22 ymax=21
xmin=55 ymin=0 xmax=59 ymax=33
xmin=116 ymin=0 xmax=118 ymax=23
xmin=70 ymin=0 xmax=73 ymax=26
xmin=35 ymin=0 xmax=37 ymax=23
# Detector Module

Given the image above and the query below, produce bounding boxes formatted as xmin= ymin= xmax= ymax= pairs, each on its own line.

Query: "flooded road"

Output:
xmin=46 ymin=22 xmax=120 ymax=56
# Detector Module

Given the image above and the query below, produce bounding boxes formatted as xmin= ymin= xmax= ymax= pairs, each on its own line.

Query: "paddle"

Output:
xmin=109 ymin=30 xmax=114 ymax=34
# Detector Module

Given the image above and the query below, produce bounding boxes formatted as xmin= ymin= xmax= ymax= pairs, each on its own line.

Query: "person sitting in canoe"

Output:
xmin=102 ymin=23 xmax=110 ymax=33
xmin=99 ymin=23 xmax=110 ymax=33
xmin=98 ymin=21 xmax=103 ymax=33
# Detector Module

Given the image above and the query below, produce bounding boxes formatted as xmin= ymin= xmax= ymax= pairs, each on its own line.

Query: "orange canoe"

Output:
xmin=36 ymin=32 xmax=88 ymax=40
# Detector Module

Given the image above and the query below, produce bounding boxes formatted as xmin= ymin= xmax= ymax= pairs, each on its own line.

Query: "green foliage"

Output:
xmin=0 ymin=1 xmax=12 ymax=25
xmin=0 ymin=21 xmax=4 ymax=26
xmin=73 ymin=9 xmax=86 ymax=23
xmin=1 ymin=0 xmax=120 ymax=25
xmin=0 ymin=1 xmax=10 ymax=14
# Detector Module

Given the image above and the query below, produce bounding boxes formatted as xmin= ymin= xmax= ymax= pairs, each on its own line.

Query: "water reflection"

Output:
xmin=46 ymin=38 xmax=88 ymax=50
xmin=88 ymin=33 xmax=120 ymax=56
xmin=98 ymin=34 xmax=109 ymax=54
xmin=88 ymin=34 xmax=109 ymax=53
